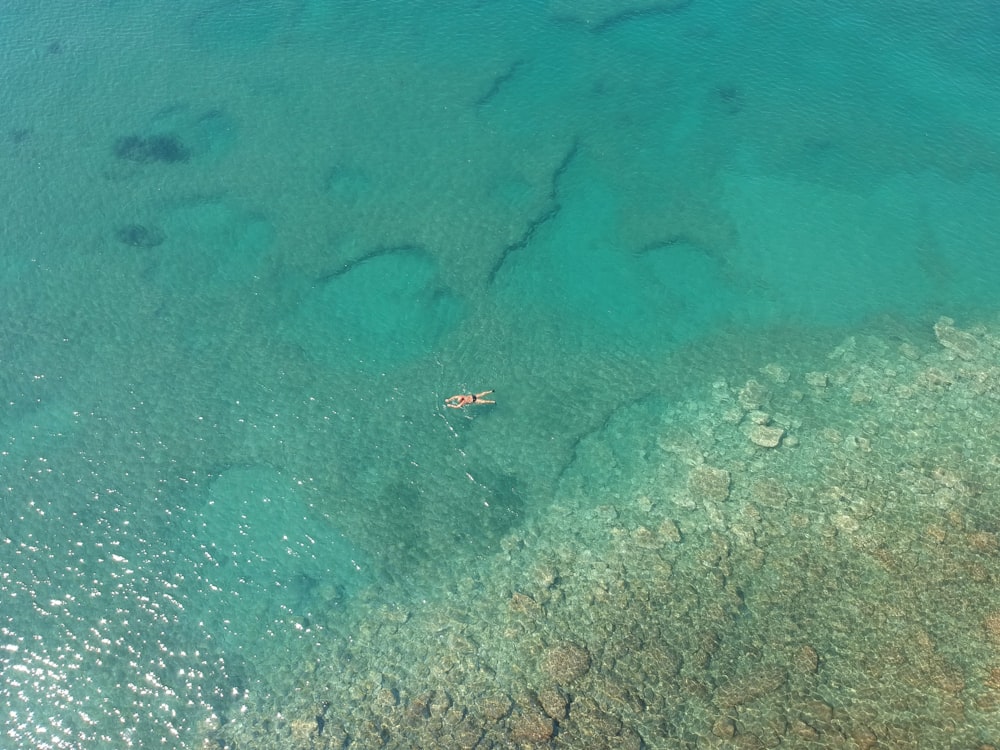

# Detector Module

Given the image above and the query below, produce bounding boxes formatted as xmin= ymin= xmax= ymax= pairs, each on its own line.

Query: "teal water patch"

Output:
xmin=5 ymin=0 xmax=1000 ymax=746
xmin=137 ymin=197 xmax=273 ymax=290
xmin=187 ymin=0 xmax=304 ymax=48
xmin=286 ymin=248 xmax=464 ymax=371
xmin=0 ymin=414 xmax=226 ymax=748
xmin=0 ymin=424 xmax=365 ymax=748
xmin=493 ymin=151 xmax=741 ymax=351
xmin=721 ymin=169 xmax=1000 ymax=324
xmin=111 ymin=105 xmax=237 ymax=169
xmin=901 ymin=171 xmax=1000 ymax=310
xmin=547 ymin=0 xmax=693 ymax=31
xmin=147 ymin=104 xmax=237 ymax=164
xmin=555 ymin=392 xmax=672 ymax=500
xmin=324 ymin=164 xmax=371 ymax=209
xmin=194 ymin=465 xmax=367 ymax=616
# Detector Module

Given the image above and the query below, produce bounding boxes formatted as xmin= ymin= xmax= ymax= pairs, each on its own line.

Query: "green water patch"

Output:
xmin=285 ymin=247 xmax=464 ymax=372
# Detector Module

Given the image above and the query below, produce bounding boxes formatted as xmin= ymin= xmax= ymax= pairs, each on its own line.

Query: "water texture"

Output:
xmin=2 ymin=1 xmax=1000 ymax=747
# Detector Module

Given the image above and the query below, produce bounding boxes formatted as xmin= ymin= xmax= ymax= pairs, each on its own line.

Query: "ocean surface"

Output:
xmin=2 ymin=1 xmax=1000 ymax=747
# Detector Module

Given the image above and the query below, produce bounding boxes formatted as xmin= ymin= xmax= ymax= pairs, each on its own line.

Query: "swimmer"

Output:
xmin=445 ymin=389 xmax=495 ymax=408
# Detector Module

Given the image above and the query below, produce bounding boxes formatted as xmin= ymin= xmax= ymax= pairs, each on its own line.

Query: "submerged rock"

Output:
xmin=984 ymin=612 xmax=1000 ymax=646
xmin=688 ymin=465 xmax=731 ymax=502
xmin=509 ymin=708 xmax=554 ymax=744
xmin=537 ymin=685 xmax=568 ymax=721
xmin=934 ymin=316 xmax=979 ymax=360
xmin=479 ymin=693 xmax=512 ymax=723
xmin=541 ymin=643 xmax=591 ymax=684
xmin=749 ymin=424 xmax=784 ymax=448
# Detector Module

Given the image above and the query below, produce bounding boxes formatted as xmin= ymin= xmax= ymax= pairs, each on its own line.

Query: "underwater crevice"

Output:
xmin=318 ymin=244 xmax=428 ymax=283
xmin=551 ymin=0 xmax=694 ymax=33
xmin=475 ymin=60 xmax=525 ymax=107
xmin=554 ymin=390 xmax=661 ymax=489
xmin=487 ymin=138 xmax=580 ymax=284
xmin=591 ymin=0 xmax=694 ymax=33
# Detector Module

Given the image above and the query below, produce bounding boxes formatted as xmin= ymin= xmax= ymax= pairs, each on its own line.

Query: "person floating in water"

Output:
xmin=445 ymin=389 xmax=495 ymax=409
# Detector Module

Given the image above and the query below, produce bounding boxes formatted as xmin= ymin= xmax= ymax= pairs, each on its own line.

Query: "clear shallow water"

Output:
xmin=2 ymin=1 xmax=1000 ymax=747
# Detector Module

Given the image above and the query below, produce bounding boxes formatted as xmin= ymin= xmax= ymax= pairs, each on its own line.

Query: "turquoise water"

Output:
xmin=2 ymin=1 xmax=1000 ymax=747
